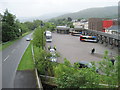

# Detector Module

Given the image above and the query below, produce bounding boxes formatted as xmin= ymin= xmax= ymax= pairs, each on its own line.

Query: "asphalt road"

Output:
xmin=2 ymin=33 xmax=32 ymax=88
xmin=46 ymin=33 xmax=118 ymax=64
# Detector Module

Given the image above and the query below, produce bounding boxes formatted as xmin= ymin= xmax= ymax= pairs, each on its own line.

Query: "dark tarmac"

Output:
xmin=14 ymin=70 xmax=37 ymax=88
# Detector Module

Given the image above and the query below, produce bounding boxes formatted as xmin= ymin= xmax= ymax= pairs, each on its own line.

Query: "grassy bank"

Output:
xmin=0 ymin=31 xmax=32 ymax=51
xmin=17 ymin=42 xmax=35 ymax=70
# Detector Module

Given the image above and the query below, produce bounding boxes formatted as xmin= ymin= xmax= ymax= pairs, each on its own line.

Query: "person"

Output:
xmin=91 ymin=48 xmax=95 ymax=54
xmin=53 ymin=46 xmax=56 ymax=51
xmin=48 ymin=46 xmax=51 ymax=50
xmin=110 ymin=57 xmax=115 ymax=65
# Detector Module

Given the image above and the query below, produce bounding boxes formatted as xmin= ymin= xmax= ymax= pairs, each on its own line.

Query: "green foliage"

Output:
xmin=44 ymin=22 xmax=56 ymax=32
xmin=34 ymin=47 xmax=56 ymax=76
xmin=0 ymin=13 xmax=2 ymax=43
xmin=67 ymin=17 xmax=72 ymax=21
xmin=32 ymin=27 xmax=45 ymax=49
xmin=49 ymin=18 xmax=73 ymax=27
xmin=70 ymin=24 xmax=74 ymax=28
xmin=2 ymin=9 xmax=21 ymax=42
xmin=17 ymin=43 xmax=35 ymax=70
xmin=24 ymin=21 xmax=34 ymax=30
xmin=54 ymin=51 xmax=119 ymax=88
xmin=19 ymin=22 xmax=29 ymax=34
xmin=97 ymin=51 xmax=118 ymax=87
xmin=33 ymin=20 xmax=43 ymax=29
xmin=54 ymin=59 xmax=100 ymax=88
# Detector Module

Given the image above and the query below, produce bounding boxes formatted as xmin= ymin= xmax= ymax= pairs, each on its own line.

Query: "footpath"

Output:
xmin=14 ymin=70 xmax=38 ymax=88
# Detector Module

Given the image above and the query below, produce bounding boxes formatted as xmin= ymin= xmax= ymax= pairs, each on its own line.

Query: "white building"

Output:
xmin=105 ymin=25 xmax=119 ymax=35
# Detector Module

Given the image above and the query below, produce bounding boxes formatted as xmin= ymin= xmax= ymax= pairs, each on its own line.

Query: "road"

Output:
xmin=46 ymin=33 xmax=118 ymax=64
xmin=2 ymin=33 xmax=32 ymax=88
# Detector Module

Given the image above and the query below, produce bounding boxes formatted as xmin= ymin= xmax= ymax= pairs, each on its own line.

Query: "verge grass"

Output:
xmin=17 ymin=42 xmax=35 ymax=70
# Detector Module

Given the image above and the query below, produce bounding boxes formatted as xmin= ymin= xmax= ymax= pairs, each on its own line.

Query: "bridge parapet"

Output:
xmin=82 ymin=29 xmax=120 ymax=51
xmin=84 ymin=29 xmax=120 ymax=40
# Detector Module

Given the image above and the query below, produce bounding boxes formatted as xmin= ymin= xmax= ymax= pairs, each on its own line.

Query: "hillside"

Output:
xmin=53 ymin=6 xmax=118 ymax=19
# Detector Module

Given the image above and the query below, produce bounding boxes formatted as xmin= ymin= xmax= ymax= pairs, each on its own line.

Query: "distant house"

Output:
xmin=73 ymin=20 xmax=88 ymax=30
xmin=105 ymin=25 xmax=120 ymax=35
xmin=88 ymin=18 xmax=118 ymax=32
xmin=56 ymin=26 xmax=70 ymax=34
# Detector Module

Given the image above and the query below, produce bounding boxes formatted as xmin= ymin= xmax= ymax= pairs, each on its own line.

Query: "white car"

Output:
xmin=26 ymin=38 xmax=31 ymax=41
xmin=50 ymin=55 xmax=57 ymax=62
xmin=50 ymin=48 xmax=55 ymax=52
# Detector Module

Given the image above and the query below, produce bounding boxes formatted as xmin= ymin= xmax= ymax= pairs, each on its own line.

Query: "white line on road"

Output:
xmin=4 ymin=55 xmax=9 ymax=62
xmin=11 ymin=49 xmax=16 ymax=53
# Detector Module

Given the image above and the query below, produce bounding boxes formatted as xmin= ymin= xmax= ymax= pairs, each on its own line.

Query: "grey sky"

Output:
xmin=0 ymin=0 xmax=119 ymax=17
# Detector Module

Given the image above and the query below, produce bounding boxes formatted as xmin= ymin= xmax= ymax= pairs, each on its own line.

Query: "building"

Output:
xmin=105 ymin=25 xmax=120 ymax=35
xmin=88 ymin=18 xmax=118 ymax=32
xmin=73 ymin=19 xmax=88 ymax=30
xmin=56 ymin=26 xmax=70 ymax=34
xmin=88 ymin=18 xmax=103 ymax=31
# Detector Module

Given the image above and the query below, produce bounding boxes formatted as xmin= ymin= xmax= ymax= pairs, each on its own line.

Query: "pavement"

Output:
xmin=14 ymin=70 xmax=37 ymax=88
xmin=46 ymin=32 xmax=118 ymax=64
xmin=2 ymin=33 xmax=33 ymax=88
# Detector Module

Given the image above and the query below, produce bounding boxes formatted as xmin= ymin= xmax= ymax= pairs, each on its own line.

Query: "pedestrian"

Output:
xmin=48 ymin=46 xmax=51 ymax=50
xmin=91 ymin=48 xmax=95 ymax=54
xmin=53 ymin=46 xmax=56 ymax=50
xmin=110 ymin=57 xmax=115 ymax=65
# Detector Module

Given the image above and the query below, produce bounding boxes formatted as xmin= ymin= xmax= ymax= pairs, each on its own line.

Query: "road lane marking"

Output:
xmin=11 ymin=49 xmax=16 ymax=53
xmin=4 ymin=55 xmax=9 ymax=62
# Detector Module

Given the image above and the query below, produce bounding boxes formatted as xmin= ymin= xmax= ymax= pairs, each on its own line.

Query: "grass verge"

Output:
xmin=17 ymin=42 xmax=35 ymax=70
xmin=0 ymin=31 xmax=32 ymax=51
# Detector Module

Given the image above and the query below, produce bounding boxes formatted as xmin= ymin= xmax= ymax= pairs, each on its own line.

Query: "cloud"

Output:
xmin=0 ymin=0 xmax=119 ymax=17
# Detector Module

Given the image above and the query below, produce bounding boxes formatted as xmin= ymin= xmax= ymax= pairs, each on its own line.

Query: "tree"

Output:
xmin=32 ymin=27 xmax=45 ymax=49
xmin=54 ymin=59 xmax=100 ymax=88
xmin=44 ymin=22 xmax=56 ymax=32
xmin=33 ymin=20 xmax=43 ymax=29
xmin=70 ymin=24 xmax=74 ymax=28
xmin=2 ymin=9 xmax=20 ymax=42
xmin=24 ymin=21 xmax=34 ymax=30
xmin=97 ymin=51 xmax=118 ymax=87
xmin=19 ymin=22 xmax=29 ymax=34
xmin=0 ymin=13 xmax=2 ymax=42
xmin=67 ymin=17 xmax=72 ymax=22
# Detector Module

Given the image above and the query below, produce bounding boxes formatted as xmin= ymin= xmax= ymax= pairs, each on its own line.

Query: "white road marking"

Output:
xmin=4 ymin=55 xmax=9 ymax=62
xmin=11 ymin=49 xmax=16 ymax=53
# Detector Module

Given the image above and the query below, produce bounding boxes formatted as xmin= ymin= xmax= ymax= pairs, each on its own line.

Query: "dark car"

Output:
xmin=75 ymin=61 xmax=99 ymax=73
xmin=78 ymin=61 xmax=92 ymax=68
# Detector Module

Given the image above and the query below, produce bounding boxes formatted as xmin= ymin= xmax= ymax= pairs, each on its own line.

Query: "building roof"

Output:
xmin=56 ymin=26 xmax=70 ymax=30
xmin=107 ymin=25 xmax=119 ymax=31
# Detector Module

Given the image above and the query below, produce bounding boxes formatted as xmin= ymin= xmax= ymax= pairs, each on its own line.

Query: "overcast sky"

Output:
xmin=0 ymin=0 xmax=119 ymax=18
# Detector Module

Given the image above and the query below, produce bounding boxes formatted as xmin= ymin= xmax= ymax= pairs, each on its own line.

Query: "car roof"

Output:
xmin=50 ymin=49 xmax=55 ymax=52
xmin=79 ymin=61 xmax=92 ymax=67
xmin=79 ymin=61 xmax=89 ymax=64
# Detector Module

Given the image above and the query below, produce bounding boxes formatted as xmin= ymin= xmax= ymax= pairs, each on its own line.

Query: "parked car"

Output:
xmin=26 ymin=37 xmax=31 ymax=41
xmin=78 ymin=61 xmax=92 ymax=68
xmin=49 ymin=48 xmax=57 ymax=62
xmin=75 ymin=61 xmax=99 ymax=73
xmin=50 ymin=55 xmax=57 ymax=62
